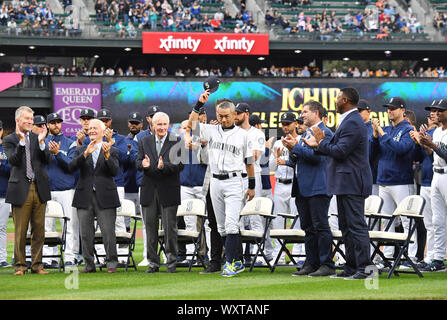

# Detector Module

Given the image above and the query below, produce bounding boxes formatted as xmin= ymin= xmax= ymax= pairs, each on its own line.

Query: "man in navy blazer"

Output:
xmin=283 ymin=101 xmax=335 ymax=277
xmin=303 ymin=87 xmax=373 ymax=280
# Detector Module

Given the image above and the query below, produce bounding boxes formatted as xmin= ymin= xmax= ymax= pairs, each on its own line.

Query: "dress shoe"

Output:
xmin=344 ymin=271 xmax=373 ymax=280
xmin=107 ymin=268 xmax=117 ymax=273
xmin=31 ymin=269 xmax=49 ymax=275
xmin=167 ymin=267 xmax=177 ymax=273
xmin=292 ymin=264 xmax=318 ymax=276
xmin=80 ymin=268 xmax=96 ymax=273
xmin=330 ymin=270 xmax=355 ymax=279
xmin=146 ymin=266 xmax=159 ymax=273
xmin=14 ymin=270 xmax=26 ymax=276
xmin=308 ymin=265 xmax=336 ymax=277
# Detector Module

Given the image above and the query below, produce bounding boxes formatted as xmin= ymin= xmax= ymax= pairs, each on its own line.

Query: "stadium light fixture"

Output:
xmin=0 ymin=52 xmax=5 ymax=57
xmin=29 ymin=46 xmax=36 ymax=50
xmin=124 ymin=47 xmax=132 ymax=52
xmin=423 ymin=57 xmax=429 ymax=61
xmin=258 ymin=57 xmax=265 ymax=61
xmin=384 ymin=50 xmax=391 ymax=54
xmin=93 ymin=55 xmax=99 ymax=59
xmin=294 ymin=50 xmax=302 ymax=54
xmin=343 ymin=57 xmax=350 ymax=61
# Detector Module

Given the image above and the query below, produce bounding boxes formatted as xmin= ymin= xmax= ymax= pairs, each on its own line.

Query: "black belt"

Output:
xmin=277 ymin=178 xmax=292 ymax=184
xmin=213 ymin=173 xmax=240 ymax=180
xmin=434 ymin=168 xmax=446 ymax=174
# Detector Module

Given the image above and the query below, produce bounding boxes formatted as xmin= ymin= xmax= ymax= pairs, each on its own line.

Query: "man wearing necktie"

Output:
xmin=136 ymin=112 xmax=184 ymax=274
xmin=69 ymin=119 xmax=120 ymax=273
xmin=3 ymin=106 xmax=51 ymax=275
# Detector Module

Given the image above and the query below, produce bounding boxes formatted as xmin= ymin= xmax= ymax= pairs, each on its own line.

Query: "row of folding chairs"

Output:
xmin=269 ymin=195 xmax=426 ymax=279
xmin=29 ymin=194 xmax=425 ymax=279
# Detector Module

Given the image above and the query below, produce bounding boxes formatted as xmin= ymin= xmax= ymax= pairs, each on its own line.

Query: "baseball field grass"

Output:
xmin=2 ymin=219 xmax=447 ymax=300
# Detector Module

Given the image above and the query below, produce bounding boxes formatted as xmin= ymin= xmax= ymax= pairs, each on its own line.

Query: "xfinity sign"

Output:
xmin=143 ymin=32 xmax=269 ymax=55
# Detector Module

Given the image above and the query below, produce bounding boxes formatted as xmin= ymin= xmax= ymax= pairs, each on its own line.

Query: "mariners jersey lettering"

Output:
xmin=433 ymin=126 xmax=447 ymax=168
xmin=199 ymin=123 xmax=253 ymax=174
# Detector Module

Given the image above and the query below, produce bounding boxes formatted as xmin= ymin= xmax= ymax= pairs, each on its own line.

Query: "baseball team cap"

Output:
xmin=128 ymin=111 xmax=143 ymax=123
xmin=357 ymin=99 xmax=371 ymax=111
xmin=33 ymin=115 xmax=46 ymax=125
xmin=280 ymin=112 xmax=297 ymax=123
xmin=424 ymin=100 xmax=439 ymax=111
xmin=297 ymin=116 xmax=304 ymax=124
xmin=436 ymin=99 xmax=447 ymax=110
xmin=79 ymin=109 xmax=96 ymax=119
xmin=97 ymin=108 xmax=112 ymax=120
xmin=383 ymin=97 xmax=406 ymax=109
xmin=248 ymin=114 xmax=266 ymax=126
xmin=47 ymin=112 xmax=63 ymax=123
xmin=147 ymin=105 xmax=160 ymax=117
xmin=203 ymin=76 xmax=220 ymax=93
xmin=235 ymin=102 xmax=250 ymax=114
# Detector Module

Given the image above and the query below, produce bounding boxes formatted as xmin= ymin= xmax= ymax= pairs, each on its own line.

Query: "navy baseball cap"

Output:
xmin=147 ymin=105 xmax=160 ymax=117
xmin=33 ymin=115 xmax=46 ymax=125
xmin=249 ymin=114 xmax=266 ymax=126
xmin=79 ymin=108 xmax=96 ymax=119
xmin=47 ymin=112 xmax=63 ymax=123
xmin=97 ymin=108 xmax=112 ymax=120
xmin=128 ymin=111 xmax=143 ymax=123
xmin=436 ymin=99 xmax=447 ymax=110
xmin=357 ymin=99 xmax=371 ymax=111
xmin=320 ymin=108 xmax=328 ymax=118
xmin=203 ymin=76 xmax=220 ymax=93
xmin=425 ymin=99 xmax=440 ymax=111
xmin=297 ymin=116 xmax=304 ymax=124
xmin=280 ymin=112 xmax=297 ymax=123
xmin=235 ymin=102 xmax=250 ymax=114
xmin=383 ymin=97 xmax=406 ymax=109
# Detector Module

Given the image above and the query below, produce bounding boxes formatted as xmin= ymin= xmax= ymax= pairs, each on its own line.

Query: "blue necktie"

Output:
xmin=92 ymin=146 xmax=100 ymax=168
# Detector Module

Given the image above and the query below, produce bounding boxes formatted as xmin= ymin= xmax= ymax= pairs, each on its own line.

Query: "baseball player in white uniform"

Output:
xmin=234 ymin=104 xmax=269 ymax=264
xmin=415 ymin=99 xmax=447 ymax=272
xmin=187 ymin=91 xmax=255 ymax=277
xmin=269 ymin=112 xmax=306 ymax=266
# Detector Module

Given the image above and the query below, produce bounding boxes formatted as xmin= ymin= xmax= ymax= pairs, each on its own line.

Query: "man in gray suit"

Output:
xmin=69 ymin=119 xmax=120 ymax=273
xmin=136 ymin=112 xmax=183 ymax=273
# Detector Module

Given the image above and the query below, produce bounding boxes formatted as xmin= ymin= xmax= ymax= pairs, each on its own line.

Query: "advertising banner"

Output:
xmin=53 ymin=83 xmax=102 ymax=136
xmin=142 ymin=32 xmax=269 ymax=55
xmin=101 ymin=79 xmax=447 ymax=135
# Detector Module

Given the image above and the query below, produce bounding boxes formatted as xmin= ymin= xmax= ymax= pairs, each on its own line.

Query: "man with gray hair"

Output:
xmin=3 ymin=106 xmax=51 ymax=275
xmin=69 ymin=118 xmax=120 ymax=273
xmin=137 ymin=112 xmax=184 ymax=273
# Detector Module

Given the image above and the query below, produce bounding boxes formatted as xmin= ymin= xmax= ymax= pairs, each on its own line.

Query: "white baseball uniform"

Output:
xmin=269 ymin=137 xmax=305 ymax=263
xmin=198 ymin=123 xmax=253 ymax=236
xmin=430 ymin=126 xmax=447 ymax=262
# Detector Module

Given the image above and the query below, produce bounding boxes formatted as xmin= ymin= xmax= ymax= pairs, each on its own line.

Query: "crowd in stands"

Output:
xmin=267 ymin=0 xmax=425 ymax=39
xmin=94 ymin=0 xmax=258 ymax=35
xmin=1 ymin=0 xmax=81 ymax=36
xmin=433 ymin=11 xmax=447 ymax=32
xmin=9 ymin=63 xmax=447 ymax=84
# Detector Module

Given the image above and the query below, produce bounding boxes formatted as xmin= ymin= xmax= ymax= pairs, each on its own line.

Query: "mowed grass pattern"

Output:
xmin=2 ymin=220 xmax=447 ymax=300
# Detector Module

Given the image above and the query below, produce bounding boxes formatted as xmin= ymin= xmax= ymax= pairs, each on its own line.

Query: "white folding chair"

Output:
xmin=269 ymin=213 xmax=305 ymax=272
xmin=158 ymin=199 xmax=207 ymax=271
xmin=26 ymin=200 xmax=69 ymax=272
xmin=94 ymin=199 xmax=140 ymax=271
xmin=239 ymin=197 xmax=274 ymax=272
xmin=368 ymin=195 xmax=425 ymax=278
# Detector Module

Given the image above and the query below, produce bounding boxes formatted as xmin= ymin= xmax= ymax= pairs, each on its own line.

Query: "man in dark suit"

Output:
xmin=303 ymin=87 xmax=373 ymax=280
xmin=136 ymin=112 xmax=184 ymax=273
xmin=69 ymin=119 xmax=120 ymax=273
xmin=282 ymin=100 xmax=335 ymax=277
xmin=3 ymin=106 xmax=51 ymax=275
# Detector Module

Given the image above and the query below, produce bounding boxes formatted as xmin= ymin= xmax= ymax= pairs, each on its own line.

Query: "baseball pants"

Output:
xmin=0 ymin=198 xmax=11 ymax=263
xmin=431 ymin=172 xmax=447 ymax=262
xmin=272 ymin=181 xmax=304 ymax=263
xmin=420 ymin=186 xmax=435 ymax=263
xmin=379 ymin=184 xmax=417 ymax=260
